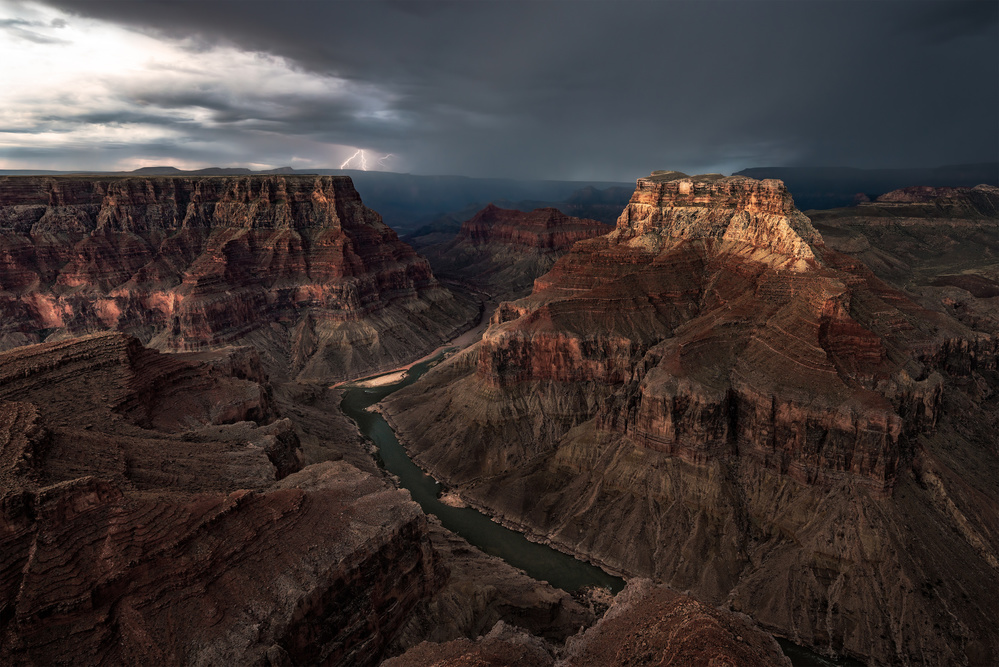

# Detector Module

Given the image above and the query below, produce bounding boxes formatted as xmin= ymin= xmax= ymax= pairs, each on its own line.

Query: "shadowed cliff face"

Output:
xmin=0 ymin=175 xmax=477 ymax=382
xmin=810 ymin=183 xmax=999 ymax=338
xmin=385 ymin=579 xmax=789 ymax=667
xmin=384 ymin=173 xmax=999 ymax=665
xmin=418 ymin=204 xmax=612 ymax=299
xmin=0 ymin=332 xmax=446 ymax=665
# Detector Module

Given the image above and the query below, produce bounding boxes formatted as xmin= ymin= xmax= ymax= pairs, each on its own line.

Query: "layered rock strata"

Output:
xmin=810 ymin=183 xmax=999 ymax=335
xmin=384 ymin=173 xmax=999 ymax=665
xmin=0 ymin=175 xmax=477 ymax=381
xmin=419 ymin=204 xmax=611 ymax=299
xmin=385 ymin=580 xmax=789 ymax=667
xmin=0 ymin=333 xmax=445 ymax=665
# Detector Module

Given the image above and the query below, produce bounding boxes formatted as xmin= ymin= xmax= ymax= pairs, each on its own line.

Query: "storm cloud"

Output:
xmin=2 ymin=0 xmax=996 ymax=180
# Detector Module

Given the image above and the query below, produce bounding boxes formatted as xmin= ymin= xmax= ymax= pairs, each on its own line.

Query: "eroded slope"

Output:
xmin=0 ymin=333 xmax=444 ymax=665
xmin=419 ymin=204 xmax=611 ymax=299
xmin=0 ymin=175 xmax=477 ymax=381
xmin=384 ymin=172 xmax=999 ymax=665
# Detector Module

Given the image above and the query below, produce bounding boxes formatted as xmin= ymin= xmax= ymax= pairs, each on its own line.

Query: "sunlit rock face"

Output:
xmin=384 ymin=172 xmax=999 ymax=665
xmin=418 ymin=204 xmax=612 ymax=299
xmin=0 ymin=175 xmax=477 ymax=381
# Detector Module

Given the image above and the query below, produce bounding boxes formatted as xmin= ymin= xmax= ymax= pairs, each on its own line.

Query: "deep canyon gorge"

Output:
xmin=0 ymin=172 xmax=996 ymax=665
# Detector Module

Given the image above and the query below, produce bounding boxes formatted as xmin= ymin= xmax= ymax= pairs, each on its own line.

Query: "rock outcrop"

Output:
xmin=0 ymin=175 xmax=477 ymax=381
xmin=0 ymin=332 xmax=446 ymax=665
xmin=384 ymin=173 xmax=999 ymax=665
xmin=562 ymin=579 xmax=790 ymax=666
xmin=385 ymin=580 xmax=789 ymax=667
xmin=810 ymin=183 xmax=999 ymax=335
xmin=418 ymin=204 xmax=611 ymax=299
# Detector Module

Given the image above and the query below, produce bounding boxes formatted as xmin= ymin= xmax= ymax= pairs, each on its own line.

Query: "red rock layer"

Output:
xmin=384 ymin=581 xmax=789 ymax=667
xmin=384 ymin=622 xmax=556 ymax=667
xmin=563 ymin=580 xmax=789 ymax=667
xmin=823 ymin=183 xmax=999 ymax=222
xmin=0 ymin=333 xmax=443 ymax=665
xmin=419 ymin=204 xmax=612 ymax=299
xmin=0 ymin=175 xmax=476 ymax=381
xmin=875 ymin=185 xmax=971 ymax=203
xmin=383 ymin=172 xmax=999 ymax=664
xmin=457 ymin=204 xmax=611 ymax=251
xmin=471 ymin=173 xmax=969 ymax=490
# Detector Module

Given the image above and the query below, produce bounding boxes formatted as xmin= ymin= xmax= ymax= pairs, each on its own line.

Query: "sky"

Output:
xmin=0 ymin=0 xmax=996 ymax=181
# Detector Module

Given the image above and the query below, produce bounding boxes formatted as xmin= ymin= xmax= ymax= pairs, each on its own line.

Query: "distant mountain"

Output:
xmin=330 ymin=171 xmax=632 ymax=232
xmin=735 ymin=163 xmax=999 ymax=210
xmin=404 ymin=185 xmax=633 ymax=249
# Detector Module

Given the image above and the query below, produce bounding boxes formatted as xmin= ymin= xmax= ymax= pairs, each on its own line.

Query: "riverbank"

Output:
xmin=332 ymin=299 xmax=497 ymax=389
xmin=373 ymin=399 xmax=629 ymax=582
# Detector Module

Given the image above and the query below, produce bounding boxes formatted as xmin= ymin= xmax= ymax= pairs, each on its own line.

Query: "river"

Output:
xmin=339 ymin=350 xmax=866 ymax=666
xmin=339 ymin=350 xmax=625 ymax=594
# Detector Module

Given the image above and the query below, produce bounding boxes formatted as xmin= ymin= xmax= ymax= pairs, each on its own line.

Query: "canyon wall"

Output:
xmin=384 ymin=173 xmax=999 ymax=665
xmin=0 ymin=175 xmax=477 ymax=381
xmin=385 ymin=579 xmax=789 ymax=667
xmin=419 ymin=204 xmax=611 ymax=299
xmin=0 ymin=332 xmax=451 ymax=665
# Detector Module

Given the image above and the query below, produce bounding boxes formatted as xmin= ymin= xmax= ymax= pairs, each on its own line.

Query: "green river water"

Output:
xmin=339 ymin=351 xmax=865 ymax=666
xmin=339 ymin=351 xmax=625 ymax=594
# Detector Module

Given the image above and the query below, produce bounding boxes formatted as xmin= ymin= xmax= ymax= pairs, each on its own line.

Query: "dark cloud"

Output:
xmin=0 ymin=16 xmax=68 ymax=43
xmin=20 ymin=0 xmax=999 ymax=179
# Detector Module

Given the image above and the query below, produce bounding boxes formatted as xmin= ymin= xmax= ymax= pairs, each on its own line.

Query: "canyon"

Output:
xmin=0 ymin=175 xmax=477 ymax=382
xmin=0 ymin=332 xmax=441 ymax=664
xmin=383 ymin=172 xmax=999 ymax=665
xmin=1 ymin=170 xmax=996 ymax=665
xmin=0 ymin=332 xmax=611 ymax=665
xmin=418 ymin=204 xmax=612 ymax=299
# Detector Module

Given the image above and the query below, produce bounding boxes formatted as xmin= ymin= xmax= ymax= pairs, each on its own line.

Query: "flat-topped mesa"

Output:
xmin=866 ymin=183 xmax=999 ymax=218
xmin=0 ymin=175 xmax=477 ymax=381
xmin=0 ymin=174 xmax=378 ymax=233
xmin=457 ymin=204 xmax=612 ymax=250
xmin=382 ymin=171 xmax=999 ymax=665
xmin=616 ymin=172 xmax=823 ymax=270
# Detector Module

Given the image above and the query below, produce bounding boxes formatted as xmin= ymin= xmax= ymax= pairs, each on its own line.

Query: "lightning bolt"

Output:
xmin=339 ymin=149 xmax=368 ymax=170
xmin=377 ymin=153 xmax=395 ymax=168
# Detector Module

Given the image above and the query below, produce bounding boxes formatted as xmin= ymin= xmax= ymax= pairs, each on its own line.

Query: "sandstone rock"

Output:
xmin=811 ymin=183 xmax=999 ymax=336
xmin=385 ymin=580 xmax=789 ymax=667
xmin=419 ymin=204 xmax=611 ymax=299
xmin=389 ymin=521 xmax=594 ymax=654
xmin=0 ymin=175 xmax=478 ymax=382
xmin=383 ymin=621 xmax=557 ymax=667
xmin=0 ymin=333 xmax=445 ymax=665
xmin=562 ymin=579 xmax=790 ymax=666
xmin=384 ymin=172 xmax=999 ymax=665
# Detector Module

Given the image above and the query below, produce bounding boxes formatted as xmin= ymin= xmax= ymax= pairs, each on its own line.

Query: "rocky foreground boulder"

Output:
xmin=383 ymin=172 xmax=999 ymax=665
xmin=385 ymin=579 xmax=789 ymax=667
xmin=0 ymin=175 xmax=477 ymax=382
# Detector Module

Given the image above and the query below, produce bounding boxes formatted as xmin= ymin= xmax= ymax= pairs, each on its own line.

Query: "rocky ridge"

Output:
xmin=0 ymin=175 xmax=477 ymax=382
xmin=810 ymin=183 xmax=999 ymax=336
xmin=384 ymin=579 xmax=790 ymax=667
xmin=383 ymin=172 xmax=999 ymax=665
xmin=0 ymin=332 xmax=614 ymax=665
xmin=418 ymin=204 xmax=611 ymax=299
xmin=0 ymin=332 xmax=452 ymax=664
